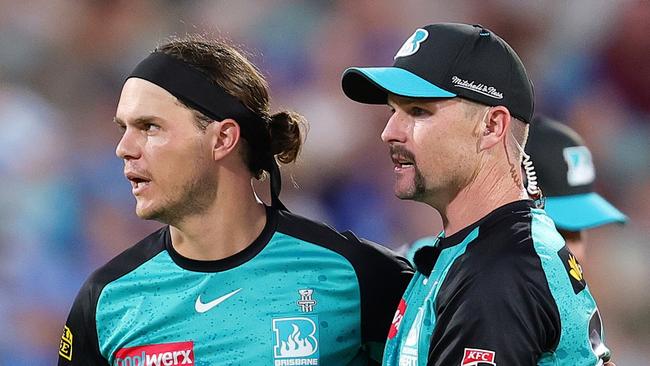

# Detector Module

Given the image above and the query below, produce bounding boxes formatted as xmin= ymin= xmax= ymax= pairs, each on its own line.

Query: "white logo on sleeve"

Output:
xmin=394 ymin=28 xmax=429 ymax=59
xmin=195 ymin=288 xmax=242 ymax=313
xmin=563 ymin=146 xmax=595 ymax=186
xmin=398 ymin=307 xmax=424 ymax=365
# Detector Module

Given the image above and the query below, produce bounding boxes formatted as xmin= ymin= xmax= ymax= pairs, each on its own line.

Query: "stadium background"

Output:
xmin=1 ymin=0 xmax=648 ymax=364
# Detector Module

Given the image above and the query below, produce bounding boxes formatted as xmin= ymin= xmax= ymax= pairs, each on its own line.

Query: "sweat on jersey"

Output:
xmin=383 ymin=200 xmax=610 ymax=366
xmin=58 ymin=206 xmax=413 ymax=365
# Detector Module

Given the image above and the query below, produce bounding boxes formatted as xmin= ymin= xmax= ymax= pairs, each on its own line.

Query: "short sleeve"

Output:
xmin=340 ymin=232 xmax=414 ymax=354
xmin=58 ymin=279 xmax=108 ymax=365
xmin=426 ymin=254 xmax=560 ymax=365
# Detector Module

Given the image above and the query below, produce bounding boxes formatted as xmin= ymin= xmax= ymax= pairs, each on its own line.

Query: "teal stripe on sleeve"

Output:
xmin=383 ymin=228 xmax=479 ymax=366
xmin=531 ymin=209 xmax=603 ymax=365
xmin=425 ymin=228 xmax=479 ymax=330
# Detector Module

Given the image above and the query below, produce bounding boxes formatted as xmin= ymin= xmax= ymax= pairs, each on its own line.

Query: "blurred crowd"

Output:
xmin=0 ymin=0 xmax=648 ymax=364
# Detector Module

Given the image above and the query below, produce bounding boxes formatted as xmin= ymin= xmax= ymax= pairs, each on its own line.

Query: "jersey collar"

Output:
xmin=413 ymin=200 xmax=535 ymax=275
xmin=165 ymin=205 xmax=279 ymax=272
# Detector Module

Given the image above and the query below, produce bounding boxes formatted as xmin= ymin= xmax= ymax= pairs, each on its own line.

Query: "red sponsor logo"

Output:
xmin=114 ymin=341 xmax=194 ymax=366
xmin=388 ymin=298 xmax=407 ymax=339
xmin=461 ymin=348 xmax=496 ymax=366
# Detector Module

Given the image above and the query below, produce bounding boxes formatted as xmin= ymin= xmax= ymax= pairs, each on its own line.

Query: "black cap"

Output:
xmin=526 ymin=116 xmax=627 ymax=230
xmin=341 ymin=23 xmax=535 ymax=123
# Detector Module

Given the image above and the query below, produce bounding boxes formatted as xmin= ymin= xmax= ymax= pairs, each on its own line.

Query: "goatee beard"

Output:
xmin=389 ymin=145 xmax=426 ymax=200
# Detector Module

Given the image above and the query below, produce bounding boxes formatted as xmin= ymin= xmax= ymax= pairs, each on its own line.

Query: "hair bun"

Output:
xmin=269 ymin=110 xmax=306 ymax=164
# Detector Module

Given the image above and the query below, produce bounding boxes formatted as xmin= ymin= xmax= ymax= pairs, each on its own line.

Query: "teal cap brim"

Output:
xmin=341 ymin=67 xmax=456 ymax=104
xmin=544 ymin=192 xmax=628 ymax=231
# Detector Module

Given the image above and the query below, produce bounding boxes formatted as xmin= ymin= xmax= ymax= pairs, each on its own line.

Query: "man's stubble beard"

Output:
xmin=144 ymin=166 xmax=218 ymax=226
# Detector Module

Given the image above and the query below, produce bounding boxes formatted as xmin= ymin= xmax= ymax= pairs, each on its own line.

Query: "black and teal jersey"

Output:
xmin=404 ymin=237 xmax=435 ymax=265
xmin=383 ymin=200 xmax=610 ymax=366
xmin=58 ymin=206 xmax=413 ymax=365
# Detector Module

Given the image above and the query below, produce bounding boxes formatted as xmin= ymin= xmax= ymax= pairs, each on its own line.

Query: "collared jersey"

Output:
xmin=383 ymin=200 xmax=610 ymax=366
xmin=58 ymin=207 xmax=413 ymax=365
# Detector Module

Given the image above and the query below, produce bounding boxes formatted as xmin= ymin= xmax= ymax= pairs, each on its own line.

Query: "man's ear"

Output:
xmin=209 ymin=118 xmax=241 ymax=161
xmin=479 ymin=106 xmax=510 ymax=151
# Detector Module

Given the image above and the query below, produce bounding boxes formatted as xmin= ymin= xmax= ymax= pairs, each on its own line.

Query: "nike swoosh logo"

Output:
xmin=195 ymin=288 xmax=242 ymax=313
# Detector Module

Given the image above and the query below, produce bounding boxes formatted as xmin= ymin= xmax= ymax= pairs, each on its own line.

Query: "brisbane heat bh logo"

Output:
xmin=394 ymin=28 xmax=429 ymax=59
xmin=272 ymin=316 xmax=319 ymax=365
xmin=563 ymin=146 xmax=595 ymax=187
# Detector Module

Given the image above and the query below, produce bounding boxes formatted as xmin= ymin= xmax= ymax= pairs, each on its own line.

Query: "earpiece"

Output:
xmin=511 ymin=134 xmax=544 ymax=208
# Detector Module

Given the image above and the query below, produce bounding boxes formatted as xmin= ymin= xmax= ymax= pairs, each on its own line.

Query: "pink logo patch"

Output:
xmin=461 ymin=348 xmax=496 ymax=366
xmin=388 ymin=298 xmax=407 ymax=339
xmin=114 ymin=341 xmax=194 ymax=365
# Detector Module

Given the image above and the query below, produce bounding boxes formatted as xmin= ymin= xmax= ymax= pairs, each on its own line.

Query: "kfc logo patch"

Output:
xmin=461 ymin=348 xmax=496 ymax=366
xmin=388 ymin=298 xmax=407 ymax=339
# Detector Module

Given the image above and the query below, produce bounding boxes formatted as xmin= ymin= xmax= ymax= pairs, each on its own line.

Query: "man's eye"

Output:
xmin=144 ymin=123 xmax=160 ymax=131
xmin=410 ymin=107 xmax=429 ymax=117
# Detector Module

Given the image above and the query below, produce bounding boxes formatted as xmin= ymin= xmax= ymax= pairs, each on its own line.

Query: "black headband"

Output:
xmin=127 ymin=51 xmax=286 ymax=210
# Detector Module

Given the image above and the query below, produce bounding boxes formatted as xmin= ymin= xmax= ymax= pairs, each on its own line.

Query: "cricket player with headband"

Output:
xmin=58 ymin=35 xmax=412 ymax=365
xmin=341 ymin=23 xmax=613 ymax=365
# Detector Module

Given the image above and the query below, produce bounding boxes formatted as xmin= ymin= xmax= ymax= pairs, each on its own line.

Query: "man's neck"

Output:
xmin=438 ymin=161 xmax=528 ymax=237
xmin=169 ymin=179 xmax=267 ymax=261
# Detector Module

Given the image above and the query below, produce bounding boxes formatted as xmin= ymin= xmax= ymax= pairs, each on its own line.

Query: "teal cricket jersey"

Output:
xmin=383 ymin=200 xmax=611 ymax=366
xmin=58 ymin=206 xmax=412 ymax=365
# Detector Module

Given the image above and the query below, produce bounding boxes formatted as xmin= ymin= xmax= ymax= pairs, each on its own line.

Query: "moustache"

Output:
xmin=389 ymin=145 xmax=417 ymax=164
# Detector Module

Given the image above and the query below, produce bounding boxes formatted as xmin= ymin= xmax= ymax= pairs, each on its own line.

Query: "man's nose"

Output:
xmin=381 ymin=112 xmax=407 ymax=144
xmin=115 ymin=129 xmax=141 ymax=160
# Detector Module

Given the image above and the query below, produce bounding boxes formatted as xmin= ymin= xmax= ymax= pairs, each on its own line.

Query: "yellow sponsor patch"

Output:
xmin=568 ymin=254 xmax=583 ymax=282
xmin=59 ymin=325 xmax=73 ymax=361
xmin=558 ymin=246 xmax=586 ymax=294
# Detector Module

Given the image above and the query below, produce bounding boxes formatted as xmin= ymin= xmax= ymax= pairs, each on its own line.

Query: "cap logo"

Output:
xmin=451 ymin=76 xmax=503 ymax=99
xmin=563 ymin=146 xmax=595 ymax=186
xmin=394 ymin=29 xmax=429 ymax=59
